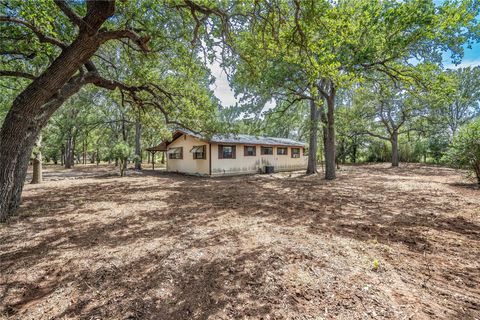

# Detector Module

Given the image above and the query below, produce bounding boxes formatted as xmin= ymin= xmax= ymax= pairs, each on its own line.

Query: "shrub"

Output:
xmin=112 ymin=142 xmax=131 ymax=177
xmin=448 ymin=118 xmax=480 ymax=184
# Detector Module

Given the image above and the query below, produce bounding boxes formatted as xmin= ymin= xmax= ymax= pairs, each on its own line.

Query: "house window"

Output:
xmin=192 ymin=145 xmax=206 ymax=159
xmin=219 ymin=145 xmax=236 ymax=159
xmin=167 ymin=147 xmax=183 ymax=159
xmin=291 ymin=148 xmax=301 ymax=158
xmin=244 ymin=146 xmax=256 ymax=156
xmin=261 ymin=146 xmax=273 ymax=155
xmin=277 ymin=147 xmax=288 ymax=155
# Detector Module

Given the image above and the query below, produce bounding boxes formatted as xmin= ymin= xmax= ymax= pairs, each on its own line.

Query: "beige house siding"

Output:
xmin=210 ymin=144 xmax=307 ymax=176
xmin=165 ymin=132 xmax=307 ymax=176
xmin=166 ymin=134 xmax=209 ymax=175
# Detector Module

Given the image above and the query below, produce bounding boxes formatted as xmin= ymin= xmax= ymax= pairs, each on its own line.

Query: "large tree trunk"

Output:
xmin=391 ymin=130 xmax=399 ymax=167
xmin=319 ymin=110 xmax=328 ymax=171
xmin=324 ymin=96 xmax=336 ymax=180
xmin=0 ymin=80 xmax=89 ymax=221
xmin=31 ymin=134 xmax=43 ymax=184
xmin=306 ymin=99 xmax=319 ymax=174
xmin=64 ymin=134 xmax=75 ymax=169
xmin=134 ymin=117 xmax=142 ymax=170
xmin=0 ymin=3 xmax=116 ymax=221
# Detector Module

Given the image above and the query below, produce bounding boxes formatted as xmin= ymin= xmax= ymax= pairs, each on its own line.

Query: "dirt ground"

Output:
xmin=1 ymin=163 xmax=479 ymax=320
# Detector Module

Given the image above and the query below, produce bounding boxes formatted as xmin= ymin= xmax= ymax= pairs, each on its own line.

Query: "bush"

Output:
xmin=448 ymin=119 xmax=480 ymax=184
xmin=366 ymin=140 xmax=389 ymax=163
xmin=112 ymin=142 xmax=131 ymax=177
xmin=428 ymin=134 xmax=450 ymax=164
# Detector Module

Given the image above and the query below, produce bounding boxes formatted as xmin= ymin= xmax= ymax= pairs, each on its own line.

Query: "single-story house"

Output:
xmin=153 ymin=129 xmax=307 ymax=176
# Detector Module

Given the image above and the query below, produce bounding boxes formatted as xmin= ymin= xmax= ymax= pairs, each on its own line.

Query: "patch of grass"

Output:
xmin=372 ymin=259 xmax=380 ymax=271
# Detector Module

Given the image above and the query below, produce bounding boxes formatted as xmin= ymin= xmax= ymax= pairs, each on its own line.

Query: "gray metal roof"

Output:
xmin=175 ymin=129 xmax=305 ymax=147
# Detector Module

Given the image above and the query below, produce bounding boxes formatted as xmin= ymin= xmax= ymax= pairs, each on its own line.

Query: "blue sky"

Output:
xmin=443 ymin=43 xmax=480 ymax=68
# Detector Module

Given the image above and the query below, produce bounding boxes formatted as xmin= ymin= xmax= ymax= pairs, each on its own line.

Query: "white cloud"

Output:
xmin=444 ymin=58 xmax=480 ymax=69
xmin=208 ymin=61 xmax=237 ymax=107
xmin=262 ymin=99 xmax=276 ymax=113
xmin=208 ymin=62 xmax=279 ymax=113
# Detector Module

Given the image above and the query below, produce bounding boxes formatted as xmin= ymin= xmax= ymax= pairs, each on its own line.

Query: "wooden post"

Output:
xmin=151 ymin=151 xmax=156 ymax=170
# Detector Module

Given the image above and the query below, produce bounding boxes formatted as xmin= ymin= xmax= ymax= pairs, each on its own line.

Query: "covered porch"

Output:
xmin=145 ymin=142 xmax=168 ymax=170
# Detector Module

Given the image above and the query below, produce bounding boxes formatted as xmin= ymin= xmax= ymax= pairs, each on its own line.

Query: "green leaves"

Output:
xmin=448 ymin=117 xmax=480 ymax=183
xmin=112 ymin=142 xmax=131 ymax=159
xmin=228 ymin=0 xmax=479 ymax=99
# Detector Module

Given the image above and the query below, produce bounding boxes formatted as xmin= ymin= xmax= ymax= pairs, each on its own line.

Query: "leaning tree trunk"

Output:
xmin=0 ymin=78 xmax=89 ymax=221
xmin=31 ymin=134 xmax=43 ymax=184
xmin=0 ymin=11 xmax=116 ymax=221
xmin=391 ymin=130 xmax=399 ymax=167
xmin=324 ymin=96 xmax=336 ymax=180
xmin=306 ymin=99 xmax=319 ymax=174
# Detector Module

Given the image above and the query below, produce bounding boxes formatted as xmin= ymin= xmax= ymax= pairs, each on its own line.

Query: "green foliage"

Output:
xmin=112 ymin=142 xmax=130 ymax=177
xmin=224 ymin=0 xmax=479 ymax=173
xmin=428 ymin=134 xmax=450 ymax=164
xmin=229 ymin=0 xmax=479 ymax=100
xmin=1 ymin=0 xmax=224 ymax=142
xmin=366 ymin=140 xmax=390 ymax=163
xmin=112 ymin=142 xmax=130 ymax=160
xmin=1 ymin=0 xmax=479 ymax=172
xmin=448 ymin=118 xmax=480 ymax=184
xmin=431 ymin=66 xmax=480 ymax=136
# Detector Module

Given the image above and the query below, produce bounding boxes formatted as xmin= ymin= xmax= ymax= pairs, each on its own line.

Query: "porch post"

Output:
xmin=151 ymin=151 xmax=156 ymax=170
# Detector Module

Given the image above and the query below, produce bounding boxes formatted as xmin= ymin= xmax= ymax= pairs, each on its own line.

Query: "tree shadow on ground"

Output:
xmin=449 ymin=181 xmax=480 ymax=190
xmin=1 ymin=165 xmax=479 ymax=319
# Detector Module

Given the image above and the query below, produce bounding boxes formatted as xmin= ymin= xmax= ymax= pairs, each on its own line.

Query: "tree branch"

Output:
xmin=54 ymin=0 xmax=89 ymax=30
xmin=84 ymin=72 xmax=140 ymax=91
xmin=83 ymin=0 xmax=116 ymax=35
xmin=0 ymin=16 xmax=66 ymax=48
xmin=84 ymin=72 xmax=173 ymax=103
xmin=97 ymin=29 xmax=151 ymax=53
xmin=142 ymin=101 xmax=199 ymax=134
xmin=175 ymin=0 xmax=229 ymax=46
xmin=0 ymin=70 xmax=36 ymax=79
xmin=358 ymin=130 xmax=390 ymax=141
xmin=0 ymin=50 xmax=36 ymax=59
